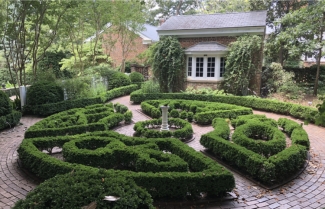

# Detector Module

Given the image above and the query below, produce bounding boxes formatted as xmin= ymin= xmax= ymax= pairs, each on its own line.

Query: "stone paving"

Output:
xmin=1 ymin=95 xmax=325 ymax=208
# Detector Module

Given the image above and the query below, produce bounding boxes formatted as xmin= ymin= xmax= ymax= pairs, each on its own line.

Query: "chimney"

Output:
xmin=159 ymin=18 xmax=166 ymax=26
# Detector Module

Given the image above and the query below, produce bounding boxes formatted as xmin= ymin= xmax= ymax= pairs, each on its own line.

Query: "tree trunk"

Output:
xmin=313 ymin=48 xmax=322 ymax=96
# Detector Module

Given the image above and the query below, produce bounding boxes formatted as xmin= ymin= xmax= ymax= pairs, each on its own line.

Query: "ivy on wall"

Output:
xmin=223 ymin=35 xmax=262 ymax=95
xmin=151 ymin=36 xmax=184 ymax=93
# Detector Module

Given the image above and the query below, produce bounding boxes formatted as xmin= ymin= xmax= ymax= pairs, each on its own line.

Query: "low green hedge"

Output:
xmin=18 ymin=131 xmax=235 ymax=199
xmin=232 ymin=121 xmax=286 ymax=156
xmin=23 ymin=84 xmax=139 ymax=116
xmin=0 ymin=111 xmax=22 ymax=130
xmin=13 ymin=169 xmax=154 ymax=209
xmin=231 ymin=114 xmax=278 ymax=129
xmin=200 ymin=117 xmax=309 ymax=183
xmin=130 ymin=91 xmax=318 ymax=123
xmin=24 ymin=104 xmax=125 ymax=138
xmin=278 ymin=118 xmax=310 ymax=149
xmin=133 ymin=118 xmax=193 ymax=140
xmin=140 ymin=99 xmax=252 ymax=125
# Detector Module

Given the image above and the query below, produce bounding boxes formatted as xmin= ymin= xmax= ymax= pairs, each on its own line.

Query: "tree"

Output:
xmin=151 ymin=36 xmax=184 ymax=92
xmin=105 ymin=1 xmax=146 ymax=72
xmin=146 ymin=0 xmax=199 ymax=25
xmin=276 ymin=1 xmax=325 ymax=95
xmin=0 ymin=0 xmax=73 ymax=88
xmin=264 ymin=0 xmax=307 ymax=66
xmin=198 ymin=0 xmax=250 ymax=14
xmin=223 ymin=35 xmax=262 ymax=95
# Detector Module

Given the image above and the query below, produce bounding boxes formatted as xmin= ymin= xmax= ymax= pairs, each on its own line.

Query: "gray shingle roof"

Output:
xmin=158 ymin=11 xmax=267 ymax=31
xmin=185 ymin=42 xmax=228 ymax=52
xmin=139 ymin=24 xmax=159 ymax=41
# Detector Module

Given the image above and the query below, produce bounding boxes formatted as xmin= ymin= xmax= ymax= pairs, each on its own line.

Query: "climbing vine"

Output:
xmin=151 ymin=36 xmax=184 ymax=92
xmin=223 ymin=35 xmax=262 ymax=95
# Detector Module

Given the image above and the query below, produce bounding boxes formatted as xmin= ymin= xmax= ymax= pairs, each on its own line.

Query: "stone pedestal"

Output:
xmin=160 ymin=106 xmax=169 ymax=131
xmin=19 ymin=86 xmax=27 ymax=108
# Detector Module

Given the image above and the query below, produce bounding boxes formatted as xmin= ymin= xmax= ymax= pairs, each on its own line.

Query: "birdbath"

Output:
xmin=160 ymin=105 xmax=169 ymax=131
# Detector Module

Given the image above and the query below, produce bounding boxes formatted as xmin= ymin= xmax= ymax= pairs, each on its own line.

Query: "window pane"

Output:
xmin=220 ymin=57 xmax=226 ymax=77
xmin=207 ymin=57 xmax=215 ymax=77
xmin=196 ymin=57 xmax=203 ymax=77
xmin=188 ymin=57 xmax=192 ymax=76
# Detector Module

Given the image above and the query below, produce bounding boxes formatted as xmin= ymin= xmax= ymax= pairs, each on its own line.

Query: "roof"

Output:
xmin=85 ymin=23 xmax=159 ymax=44
xmin=139 ymin=24 xmax=159 ymax=42
xmin=185 ymin=42 xmax=228 ymax=54
xmin=158 ymin=11 xmax=267 ymax=31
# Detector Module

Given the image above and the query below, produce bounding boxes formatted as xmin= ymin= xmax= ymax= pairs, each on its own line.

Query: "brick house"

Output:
xmin=157 ymin=11 xmax=267 ymax=93
xmin=102 ymin=24 xmax=159 ymax=68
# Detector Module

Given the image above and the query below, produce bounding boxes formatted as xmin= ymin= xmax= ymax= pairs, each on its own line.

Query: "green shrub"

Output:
xmin=0 ymin=91 xmax=21 ymax=130
xmin=129 ymin=72 xmax=144 ymax=83
xmin=13 ymin=170 xmax=154 ymax=209
xmin=187 ymin=112 xmax=194 ymax=122
xmin=27 ymin=81 xmax=64 ymax=106
xmin=141 ymin=80 xmax=160 ymax=94
xmin=124 ymin=110 xmax=133 ymax=124
xmin=108 ymin=72 xmax=131 ymax=90
xmin=179 ymin=111 xmax=187 ymax=119
xmin=0 ymin=90 xmax=12 ymax=116
xmin=169 ymin=109 xmax=179 ymax=118
xmin=316 ymin=96 xmax=325 ymax=126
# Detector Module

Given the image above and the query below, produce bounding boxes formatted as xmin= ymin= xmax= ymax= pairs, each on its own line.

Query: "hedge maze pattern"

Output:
xmin=18 ymin=102 xmax=235 ymax=208
xmin=201 ymin=115 xmax=309 ymax=184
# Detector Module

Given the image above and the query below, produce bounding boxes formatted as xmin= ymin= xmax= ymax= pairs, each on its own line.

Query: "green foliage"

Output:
xmin=263 ymin=63 xmax=304 ymax=100
xmin=169 ymin=109 xmax=179 ymax=118
xmin=13 ymin=170 xmax=154 ymax=209
xmin=38 ymin=51 xmax=72 ymax=79
xmin=223 ymin=35 xmax=262 ymax=95
xmin=316 ymin=96 xmax=325 ymax=126
xmin=26 ymin=81 xmax=64 ymax=106
xmin=108 ymin=72 xmax=131 ymax=90
xmin=124 ymin=110 xmax=133 ymax=124
xmin=183 ymin=86 xmax=230 ymax=95
xmin=19 ymin=130 xmax=235 ymax=199
xmin=101 ymin=84 xmax=140 ymax=103
xmin=0 ymin=90 xmax=12 ymax=116
xmin=134 ymin=118 xmax=193 ymax=140
xmin=129 ymin=72 xmax=144 ymax=83
xmin=141 ymin=80 xmax=161 ymax=94
xmin=130 ymin=92 xmax=319 ymax=123
xmin=200 ymin=117 xmax=309 ymax=183
xmin=151 ymin=36 xmax=184 ymax=92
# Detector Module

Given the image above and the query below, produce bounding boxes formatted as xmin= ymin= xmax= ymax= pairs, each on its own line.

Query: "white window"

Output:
xmin=187 ymin=55 xmax=226 ymax=81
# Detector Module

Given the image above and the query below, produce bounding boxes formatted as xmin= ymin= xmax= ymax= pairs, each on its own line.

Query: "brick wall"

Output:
xmin=178 ymin=36 xmax=237 ymax=48
xmin=102 ymin=33 xmax=150 ymax=68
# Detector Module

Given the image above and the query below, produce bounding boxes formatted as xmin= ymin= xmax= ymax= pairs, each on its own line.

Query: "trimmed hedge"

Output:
xmin=24 ymin=103 xmax=125 ymax=138
xmin=133 ymin=118 xmax=193 ymax=140
xmin=200 ymin=117 xmax=309 ymax=183
xmin=0 ymin=90 xmax=12 ymax=115
xmin=232 ymin=121 xmax=286 ymax=156
xmin=13 ymin=170 xmax=154 ymax=209
xmin=23 ymin=84 xmax=139 ymax=116
xmin=140 ymin=99 xmax=253 ymax=125
xmin=231 ymin=114 xmax=278 ymax=129
xmin=18 ymin=131 xmax=235 ymax=199
xmin=130 ymin=91 xmax=318 ymax=123
xmin=108 ymin=72 xmax=131 ymax=90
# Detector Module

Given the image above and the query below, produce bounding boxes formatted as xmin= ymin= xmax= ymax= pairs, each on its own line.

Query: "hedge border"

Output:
xmin=0 ymin=110 xmax=22 ymax=130
xmin=130 ymin=91 xmax=318 ymax=123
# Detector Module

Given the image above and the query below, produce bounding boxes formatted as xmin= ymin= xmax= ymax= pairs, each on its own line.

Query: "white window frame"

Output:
xmin=186 ymin=54 xmax=227 ymax=81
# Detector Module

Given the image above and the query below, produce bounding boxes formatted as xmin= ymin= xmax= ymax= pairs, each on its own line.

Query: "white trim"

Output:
xmin=187 ymin=53 xmax=227 ymax=82
xmin=157 ymin=26 xmax=265 ymax=37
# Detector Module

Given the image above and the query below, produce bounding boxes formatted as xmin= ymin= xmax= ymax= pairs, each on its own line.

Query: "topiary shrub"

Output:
xmin=108 ymin=72 xmax=131 ymax=90
xmin=129 ymin=72 xmax=144 ymax=83
xmin=0 ymin=90 xmax=12 ymax=116
xmin=27 ymin=81 xmax=64 ymax=106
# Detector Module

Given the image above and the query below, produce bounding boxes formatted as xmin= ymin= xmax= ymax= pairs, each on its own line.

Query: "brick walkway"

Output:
xmin=1 ymin=95 xmax=325 ymax=209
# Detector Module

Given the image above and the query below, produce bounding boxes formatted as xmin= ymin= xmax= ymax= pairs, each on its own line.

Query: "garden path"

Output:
xmin=0 ymin=95 xmax=325 ymax=209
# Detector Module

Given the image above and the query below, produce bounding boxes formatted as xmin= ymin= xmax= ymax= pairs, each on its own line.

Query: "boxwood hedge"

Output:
xmin=200 ymin=117 xmax=309 ymax=183
xmin=130 ymin=91 xmax=318 ymax=123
